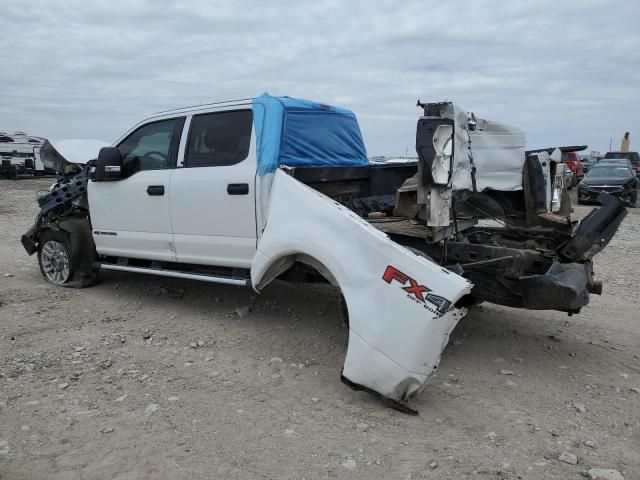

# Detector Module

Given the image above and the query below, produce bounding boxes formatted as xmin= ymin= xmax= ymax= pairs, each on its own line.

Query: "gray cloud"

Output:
xmin=1 ymin=0 xmax=638 ymax=155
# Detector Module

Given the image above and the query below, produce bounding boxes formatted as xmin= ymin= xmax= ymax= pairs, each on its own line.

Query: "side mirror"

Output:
xmin=95 ymin=147 xmax=123 ymax=181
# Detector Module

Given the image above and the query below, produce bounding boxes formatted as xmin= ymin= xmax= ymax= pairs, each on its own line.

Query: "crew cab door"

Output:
xmin=88 ymin=117 xmax=185 ymax=261
xmin=169 ymin=108 xmax=257 ymax=268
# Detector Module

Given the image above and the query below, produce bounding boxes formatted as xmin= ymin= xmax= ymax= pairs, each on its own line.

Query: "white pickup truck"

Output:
xmin=21 ymin=94 xmax=625 ymax=412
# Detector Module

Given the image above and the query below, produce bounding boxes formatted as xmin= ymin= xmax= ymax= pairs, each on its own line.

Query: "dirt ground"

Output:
xmin=0 ymin=177 xmax=638 ymax=480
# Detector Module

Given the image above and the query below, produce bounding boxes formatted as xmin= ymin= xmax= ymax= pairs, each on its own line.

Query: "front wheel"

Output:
xmin=38 ymin=230 xmax=98 ymax=288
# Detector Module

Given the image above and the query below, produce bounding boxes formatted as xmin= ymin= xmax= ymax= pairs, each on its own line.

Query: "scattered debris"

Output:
xmin=630 ymin=387 xmax=639 ymax=394
xmin=584 ymin=440 xmax=596 ymax=449
xmin=573 ymin=402 xmax=587 ymax=413
xmin=341 ymin=458 xmax=357 ymax=471
xmin=144 ymin=403 xmax=160 ymax=415
xmin=500 ymin=369 xmax=514 ymax=375
xmin=558 ymin=451 xmax=578 ymax=465
xmin=3 ymin=273 xmax=13 ymax=278
xmin=58 ymin=382 xmax=69 ymax=390
xmin=115 ymin=395 xmax=127 ymax=403
xmin=100 ymin=427 xmax=114 ymax=433
xmin=588 ymin=468 xmax=624 ymax=480
xmin=0 ymin=439 xmax=9 ymax=455
xmin=269 ymin=357 xmax=283 ymax=364
xmin=168 ymin=396 xmax=179 ymax=402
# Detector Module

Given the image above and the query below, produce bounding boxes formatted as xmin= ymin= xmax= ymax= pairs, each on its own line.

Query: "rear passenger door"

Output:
xmin=169 ymin=108 xmax=257 ymax=268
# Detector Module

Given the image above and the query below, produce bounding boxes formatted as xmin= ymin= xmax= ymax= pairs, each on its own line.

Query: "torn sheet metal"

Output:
xmin=251 ymin=170 xmax=472 ymax=403
xmin=418 ymin=102 xmax=526 ymax=192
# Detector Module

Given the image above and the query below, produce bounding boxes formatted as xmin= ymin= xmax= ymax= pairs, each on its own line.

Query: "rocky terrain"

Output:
xmin=1 ymin=178 xmax=638 ymax=479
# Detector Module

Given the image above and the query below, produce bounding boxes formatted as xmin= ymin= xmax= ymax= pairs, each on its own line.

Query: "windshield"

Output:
xmin=586 ymin=165 xmax=632 ymax=178
xmin=605 ymin=152 xmax=639 ymax=163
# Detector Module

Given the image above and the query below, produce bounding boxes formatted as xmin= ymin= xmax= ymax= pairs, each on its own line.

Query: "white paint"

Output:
xmin=49 ymin=139 xmax=109 ymax=164
xmin=88 ymin=169 xmax=175 ymax=261
xmin=252 ymin=170 xmax=472 ymax=401
xmin=170 ymin=119 xmax=257 ymax=268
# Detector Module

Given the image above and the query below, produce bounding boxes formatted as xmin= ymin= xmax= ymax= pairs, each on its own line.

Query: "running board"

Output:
xmin=98 ymin=263 xmax=250 ymax=286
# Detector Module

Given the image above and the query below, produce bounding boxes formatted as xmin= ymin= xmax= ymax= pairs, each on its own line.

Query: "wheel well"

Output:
xmin=255 ymin=253 xmax=339 ymax=290
xmin=255 ymin=253 xmax=348 ymax=322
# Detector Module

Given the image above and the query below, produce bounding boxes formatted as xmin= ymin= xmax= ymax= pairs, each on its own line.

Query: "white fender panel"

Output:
xmin=252 ymin=170 xmax=472 ymax=401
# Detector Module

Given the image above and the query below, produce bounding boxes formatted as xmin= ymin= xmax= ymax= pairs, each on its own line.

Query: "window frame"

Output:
xmin=115 ymin=116 xmax=186 ymax=176
xmin=183 ymin=109 xmax=253 ymax=169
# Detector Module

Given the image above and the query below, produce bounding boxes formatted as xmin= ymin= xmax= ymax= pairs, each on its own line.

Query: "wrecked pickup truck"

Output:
xmin=21 ymin=94 xmax=625 ymax=412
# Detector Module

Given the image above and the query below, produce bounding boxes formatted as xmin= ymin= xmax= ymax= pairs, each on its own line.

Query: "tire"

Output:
xmin=631 ymin=191 xmax=638 ymax=208
xmin=38 ymin=230 xmax=98 ymax=288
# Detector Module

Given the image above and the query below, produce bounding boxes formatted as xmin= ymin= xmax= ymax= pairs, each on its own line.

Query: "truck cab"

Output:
xmin=90 ymin=103 xmax=258 ymax=268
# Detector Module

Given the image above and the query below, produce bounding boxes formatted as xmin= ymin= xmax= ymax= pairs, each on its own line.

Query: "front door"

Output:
xmin=170 ymin=109 xmax=257 ymax=268
xmin=88 ymin=117 xmax=185 ymax=261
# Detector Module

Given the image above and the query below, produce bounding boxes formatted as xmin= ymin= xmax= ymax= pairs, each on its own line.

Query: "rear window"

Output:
xmin=561 ymin=152 xmax=580 ymax=162
xmin=605 ymin=151 xmax=640 ymax=163
xmin=185 ymin=110 xmax=252 ymax=168
xmin=587 ymin=166 xmax=633 ymax=177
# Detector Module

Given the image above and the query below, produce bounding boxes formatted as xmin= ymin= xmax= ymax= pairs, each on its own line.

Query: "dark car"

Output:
xmin=581 ymin=156 xmax=601 ymax=174
xmin=604 ymin=151 xmax=640 ymax=177
xmin=578 ymin=163 xmax=638 ymax=206
xmin=598 ymin=158 xmax=633 ymax=169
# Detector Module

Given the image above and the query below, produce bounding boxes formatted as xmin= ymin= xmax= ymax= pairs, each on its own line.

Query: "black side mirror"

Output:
xmin=95 ymin=147 xmax=123 ymax=181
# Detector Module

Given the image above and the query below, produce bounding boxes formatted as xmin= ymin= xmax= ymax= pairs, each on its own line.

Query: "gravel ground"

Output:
xmin=1 ymin=178 xmax=638 ymax=480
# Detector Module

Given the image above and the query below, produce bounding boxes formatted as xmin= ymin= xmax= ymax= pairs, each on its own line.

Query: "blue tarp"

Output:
xmin=252 ymin=93 xmax=368 ymax=175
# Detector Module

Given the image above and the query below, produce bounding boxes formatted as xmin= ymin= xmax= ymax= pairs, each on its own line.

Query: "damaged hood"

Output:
xmin=40 ymin=139 xmax=109 ymax=175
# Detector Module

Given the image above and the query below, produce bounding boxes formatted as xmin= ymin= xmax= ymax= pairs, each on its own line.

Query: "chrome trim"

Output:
xmin=98 ymin=263 xmax=249 ymax=286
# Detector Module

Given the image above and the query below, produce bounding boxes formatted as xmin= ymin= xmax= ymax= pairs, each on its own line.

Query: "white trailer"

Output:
xmin=0 ymin=131 xmax=46 ymax=177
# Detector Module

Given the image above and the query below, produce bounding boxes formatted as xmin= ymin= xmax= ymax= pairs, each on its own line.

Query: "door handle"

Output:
xmin=147 ymin=185 xmax=165 ymax=196
xmin=227 ymin=183 xmax=249 ymax=195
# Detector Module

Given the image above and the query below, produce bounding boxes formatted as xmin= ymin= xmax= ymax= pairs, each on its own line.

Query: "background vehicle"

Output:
xmin=599 ymin=158 xmax=632 ymax=168
xmin=580 ymin=155 xmax=600 ymax=174
xmin=604 ymin=150 xmax=640 ymax=177
xmin=0 ymin=131 xmax=46 ymax=178
xmin=561 ymin=147 xmax=586 ymax=185
xmin=578 ymin=163 xmax=638 ymax=206
xmin=19 ymin=95 xmax=626 ymax=409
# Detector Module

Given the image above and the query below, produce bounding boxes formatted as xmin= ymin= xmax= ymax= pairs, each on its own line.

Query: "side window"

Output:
xmin=185 ymin=110 xmax=252 ymax=167
xmin=117 ymin=118 xmax=183 ymax=176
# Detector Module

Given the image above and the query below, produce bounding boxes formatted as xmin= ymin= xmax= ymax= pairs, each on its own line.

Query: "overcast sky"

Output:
xmin=1 ymin=0 xmax=638 ymax=156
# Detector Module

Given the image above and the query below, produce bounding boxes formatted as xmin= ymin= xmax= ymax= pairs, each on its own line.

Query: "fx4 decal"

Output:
xmin=382 ymin=265 xmax=452 ymax=315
